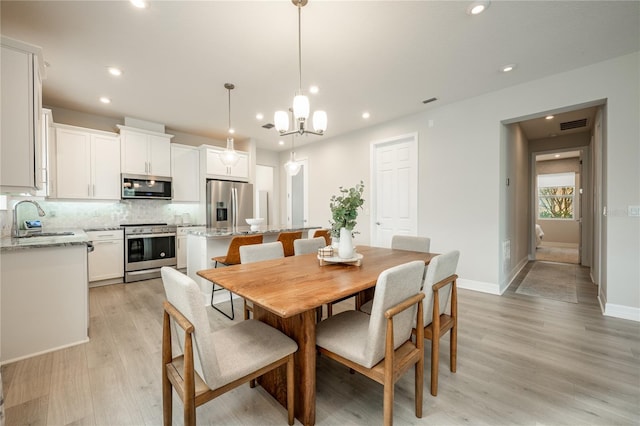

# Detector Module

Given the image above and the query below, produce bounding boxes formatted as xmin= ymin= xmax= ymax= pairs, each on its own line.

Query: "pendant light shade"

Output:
xmin=220 ymin=83 xmax=240 ymax=167
xmin=284 ymin=151 xmax=301 ymax=176
xmin=274 ymin=110 xmax=289 ymax=132
xmin=221 ymin=137 xmax=240 ymax=167
xmin=312 ymin=110 xmax=327 ymax=133
xmin=293 ymin=94 xmax=310 ymax=120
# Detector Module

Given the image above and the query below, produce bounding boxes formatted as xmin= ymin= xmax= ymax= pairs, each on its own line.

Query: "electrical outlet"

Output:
xmin=629 ymin=206 xmax=640 ymax=217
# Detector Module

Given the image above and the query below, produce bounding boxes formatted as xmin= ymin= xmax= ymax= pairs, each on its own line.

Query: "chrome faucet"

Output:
xmin=12 ymin=200 xmax=46 ymax=237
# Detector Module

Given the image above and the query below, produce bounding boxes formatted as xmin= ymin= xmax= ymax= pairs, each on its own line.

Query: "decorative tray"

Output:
xmin=317 ymin=252 xmax=363 ymax=266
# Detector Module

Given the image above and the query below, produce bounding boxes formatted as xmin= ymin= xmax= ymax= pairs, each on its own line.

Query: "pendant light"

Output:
xmin=274 ymin=0 xmax=327 ymax=137
xmin=220 ymin=83 xmax=240 ymax=167
xmin=284 ymin=109 xmax=301 ymax=176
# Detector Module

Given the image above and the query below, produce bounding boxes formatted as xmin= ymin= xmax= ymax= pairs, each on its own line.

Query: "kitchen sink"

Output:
xmin=14 ymin=231 xmax=75 ymax=238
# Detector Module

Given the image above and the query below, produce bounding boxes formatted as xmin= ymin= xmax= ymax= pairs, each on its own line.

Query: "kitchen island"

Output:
xmin=186 ymin=225 xmax=321 ymax=305
xmin=0 ymin=230 xmax=90 ymax=364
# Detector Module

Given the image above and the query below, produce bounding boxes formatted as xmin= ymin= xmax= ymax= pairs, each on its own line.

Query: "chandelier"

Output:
xmin=274 ymin=0 xmax=327 ymax=137
xmin=219 ymin=83 xmax=240 ymax=167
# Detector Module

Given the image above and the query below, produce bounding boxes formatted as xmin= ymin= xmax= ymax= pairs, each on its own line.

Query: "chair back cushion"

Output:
xmin=161 ymin=267 xmax=221 ymax=386
xmin=222 ymin=234 xmax=264 ymax=265
xmin=277 ymin=231 xmax=303 ymax=256
xmin=391 ymin=235 xmax=431 ymax=253
xmin=294 ymin=237 xmax=326 ymax=255
xmin=312 ymin=228 xmax=332 ymax=246
xmin=239 ymin=241 xmax=285 ymax=264
xmin=364 ymin=260 xmax=425 ymax=367
xmin=422 ymin=250 xmax=460 ymax=326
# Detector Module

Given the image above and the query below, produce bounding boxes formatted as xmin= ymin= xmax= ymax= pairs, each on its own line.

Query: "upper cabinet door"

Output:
xmin=148 ymin=134 xmax=171 ymax=177
xmin=92 ymin=134 xmax=121 ymax=200
xmin=120 ymin=131 xmax=149 ymax=175
xmin=119 ymin=126 xmax=173 ymax=177
xmin=0 ymin=39 xmax=43 ymax=193
xmin=55 ymin=127 xmax=92 ymax=199
xmin=171 ymin=144 xmax=200 ymax=202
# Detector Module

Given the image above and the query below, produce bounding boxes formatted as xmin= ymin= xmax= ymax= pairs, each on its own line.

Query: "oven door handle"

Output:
xmin=125 ymin=233 xmax=176 ymax=239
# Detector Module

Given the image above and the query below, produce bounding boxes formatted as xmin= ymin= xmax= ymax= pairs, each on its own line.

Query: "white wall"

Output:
xmin=279 ymin=52 xmax=640 ymax=319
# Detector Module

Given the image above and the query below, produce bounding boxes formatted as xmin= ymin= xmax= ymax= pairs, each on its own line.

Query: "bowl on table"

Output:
xmin=246 ymin=218 xmax=265 ymax=231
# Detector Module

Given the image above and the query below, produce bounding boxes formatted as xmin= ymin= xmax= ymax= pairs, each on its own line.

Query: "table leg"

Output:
xmin=253 ymin=306 xmax=316 ymax=426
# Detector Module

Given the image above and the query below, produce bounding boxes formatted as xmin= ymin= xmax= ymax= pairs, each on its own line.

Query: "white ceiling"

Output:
xmin=2 ymin=1 xmax=639 ymax=151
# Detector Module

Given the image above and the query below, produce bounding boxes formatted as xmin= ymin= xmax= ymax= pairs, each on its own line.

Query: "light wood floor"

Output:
xmin=3 ymin=263 xmax=639 ymax=425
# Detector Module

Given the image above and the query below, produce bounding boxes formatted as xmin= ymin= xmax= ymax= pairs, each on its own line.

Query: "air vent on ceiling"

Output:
xmin=422 ymin=97 xmax=438 ymax=104
xmin=560 ymin=118 xmax=588 ymax=131
xmin=262 ymin=123 xmax=274 ymax=129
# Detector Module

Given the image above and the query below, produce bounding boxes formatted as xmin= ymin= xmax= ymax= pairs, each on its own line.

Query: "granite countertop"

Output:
xmin=189 ymin=225 xmax=321 ymax=238
xmin=0 ymin=229 xmax=90 ymax=252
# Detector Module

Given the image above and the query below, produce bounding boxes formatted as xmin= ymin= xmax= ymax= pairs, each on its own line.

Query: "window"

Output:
xmin=537 ymin=172 xmax=575 ymax=219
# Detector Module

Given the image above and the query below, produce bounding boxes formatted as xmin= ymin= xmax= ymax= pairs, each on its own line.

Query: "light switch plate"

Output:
xmin=629 ymin=206 xmax=640 ymax=217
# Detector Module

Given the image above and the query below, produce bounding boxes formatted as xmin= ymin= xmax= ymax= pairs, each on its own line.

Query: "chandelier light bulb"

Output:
xmin=274 ymin=111 xmax=289 ymax=132
xmin=293 ymin=94 xmax=310 ymax=120
xmin=312 ymin=110 xmax=327 ymax=133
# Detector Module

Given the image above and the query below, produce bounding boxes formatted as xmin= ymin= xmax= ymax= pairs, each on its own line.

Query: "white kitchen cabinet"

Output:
xmin=1 ymin=37 xmax=44 ymax=194
xmin=171 ymin=144 xmax=200 ymax=202
xmin=1 ymin=243 xmax=88 ymax=363
xmin=202 ymin=145 xmax=249 ymax=181
xmin=54 ymin=124 xmax=121 ymax=200
xmin=118 ymin=125 xmax=173 ymax=177
xmin=177 ymin=226 xmax=205 ymax=269
xmin=35 ymin=108 xmax=53 ymax=197
xmin=87 ymin=230 xmax=124 ymax=283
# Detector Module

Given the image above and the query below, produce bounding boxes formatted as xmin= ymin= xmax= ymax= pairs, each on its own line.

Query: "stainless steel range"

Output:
xmin=122 ymin=223 xmax=177 ymax=282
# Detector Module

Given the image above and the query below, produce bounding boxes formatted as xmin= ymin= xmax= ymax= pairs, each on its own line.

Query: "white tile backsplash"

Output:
xmin=0 ymin=198 xmax=201 ymax=236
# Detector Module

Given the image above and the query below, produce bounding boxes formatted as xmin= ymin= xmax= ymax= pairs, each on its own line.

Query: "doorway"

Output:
xmin=370 ymin=133 xmax=418 ymax=247
xmin=287 ymin=158 xmax=308 ymax=228
xmin=533 ymin=149 xmax=583 ymax=264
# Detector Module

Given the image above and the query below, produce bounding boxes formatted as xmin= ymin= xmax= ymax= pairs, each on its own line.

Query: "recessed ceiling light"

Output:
xmin=107 ymin=67 xmax=122 ymax=76
xmin=228 ymin=128 xmax=235 ymax=135
xmin=554 ymin=154 xmax=561 ymax=158
xmin=362 ymin=112 xmax=370 ymax=119
xmin=501 ymin=64 xmax=516 ymax=73
xmin=278 ymin=140 xmax=285 ymax=146
xmin=545 ymin=115 xmax=554 ymax=120
xmin=256 ymin=113 xmax=264 ymax=120
xmin=467 ymin=1 xmax=490 ymax=15
xmin=130 ymin=0 xmax=147 ymax=9
xmin=309 ymin=85 xmax=319 ymax=94
xmin=99 ymin=97 xmax=111 ymax=104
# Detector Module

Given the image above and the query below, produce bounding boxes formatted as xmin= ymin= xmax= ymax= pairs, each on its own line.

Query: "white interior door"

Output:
xmin=371 ymin=134 xmax=418 ymax=247
xmin=287 ymin=158 xmax=308 ymax=228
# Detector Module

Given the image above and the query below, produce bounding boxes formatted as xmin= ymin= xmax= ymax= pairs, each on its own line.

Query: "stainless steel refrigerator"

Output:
xmin=206 ymin=180 xmax=254 ymax=229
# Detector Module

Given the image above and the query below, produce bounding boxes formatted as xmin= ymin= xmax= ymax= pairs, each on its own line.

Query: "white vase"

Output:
xmin=338 ymin=227 xmax=354 ymax=259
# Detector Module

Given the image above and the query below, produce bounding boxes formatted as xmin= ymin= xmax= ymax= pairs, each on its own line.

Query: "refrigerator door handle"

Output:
xmin=232 ymin=187 xmax=238 ymax=228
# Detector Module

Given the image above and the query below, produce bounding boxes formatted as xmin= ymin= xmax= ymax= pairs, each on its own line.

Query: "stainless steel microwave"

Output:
xmin=121 ymin=174 xmax=172 ymax=200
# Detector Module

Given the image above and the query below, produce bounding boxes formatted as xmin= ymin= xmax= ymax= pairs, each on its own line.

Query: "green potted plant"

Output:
xmin=329 ymin=181 xmax=365 ymax=258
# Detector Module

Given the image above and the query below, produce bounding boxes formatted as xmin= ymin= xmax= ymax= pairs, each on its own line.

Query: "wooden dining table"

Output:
xmin=197 ymin=245 xmax=438 ymax=426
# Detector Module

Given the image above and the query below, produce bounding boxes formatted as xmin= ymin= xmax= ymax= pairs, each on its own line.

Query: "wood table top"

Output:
xmin=197 ymin=245 xmax=437 ymax=318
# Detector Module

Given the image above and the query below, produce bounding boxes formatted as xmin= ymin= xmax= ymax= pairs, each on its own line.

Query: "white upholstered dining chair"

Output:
xmin=359 ymin=235 xmax=432 ymax=315
xmin=415 ymin=250 xmax=459 ymax=396
xmin=239 ymin=241 xmax=285 ymax=320
xmin=160 ymin=267 xmax=297 ymax=426
xmin=293 ymin=236 xmax=326 ymax=255
xmin=316 ymin=261 xmax=426 ymax=426
xmin=391 ymin=235 xmax=431 ymax=252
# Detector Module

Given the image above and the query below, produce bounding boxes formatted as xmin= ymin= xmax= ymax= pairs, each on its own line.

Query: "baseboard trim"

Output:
xmin=458 ymin=278 xmax=500 ymax=295
xmin=0 ymin=337 xmax=90 ymax=366
xmin=604 ymin=303 xmax=640 ymax=322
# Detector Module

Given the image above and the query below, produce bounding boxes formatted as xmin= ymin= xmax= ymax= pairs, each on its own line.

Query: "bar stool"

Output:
xmin=277 ymin=231 xmax=303 ymax=257
xmin=210 ymin=234 xmax=263 ymax=319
